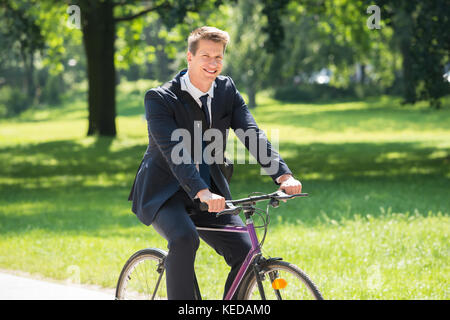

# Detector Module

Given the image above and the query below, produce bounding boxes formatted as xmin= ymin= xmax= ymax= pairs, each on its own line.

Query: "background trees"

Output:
xmin=0 ymin=0 xmax=448 ymax=134
xmin=376 ymin=0 xmax=450 ymax=109
xmin=75 ymin=0 xmax=222 ymax=136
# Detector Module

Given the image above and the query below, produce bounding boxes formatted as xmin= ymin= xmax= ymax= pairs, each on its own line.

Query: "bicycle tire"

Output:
xmin=115 ymin=248 xmax=167 ymax=300
xmin=237 ymin=260 xmax=324 ymax=300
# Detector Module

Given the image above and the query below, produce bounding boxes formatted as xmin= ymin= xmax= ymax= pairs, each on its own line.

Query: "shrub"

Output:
xmin=0 ymin=86 xmax=31 ymax=117
xmin=273 ymin=83 xmax=357 ymax=102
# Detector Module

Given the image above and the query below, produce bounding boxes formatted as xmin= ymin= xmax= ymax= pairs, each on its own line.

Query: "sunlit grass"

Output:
xmin=0 ymin=86 xmax=449 ymax=299
xmin=266 ymin=212 xmax=449 ymax=299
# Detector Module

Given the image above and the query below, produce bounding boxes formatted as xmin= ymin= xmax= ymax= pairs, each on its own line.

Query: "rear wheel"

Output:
xmin=238 ymin=260 xmax=323 ymax=300
xmin=115 ymin=248 xmax=167 ymax=300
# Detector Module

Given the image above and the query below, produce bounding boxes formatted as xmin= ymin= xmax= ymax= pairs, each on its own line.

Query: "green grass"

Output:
xmin=0 ymin=82 xmax=449 ymax=299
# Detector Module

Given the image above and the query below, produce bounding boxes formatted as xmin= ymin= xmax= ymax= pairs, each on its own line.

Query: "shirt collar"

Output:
xmin=180 ymin=70 xmax=216 ymax=102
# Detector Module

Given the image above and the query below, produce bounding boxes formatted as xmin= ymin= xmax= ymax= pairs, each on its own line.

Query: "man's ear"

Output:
xmin=187 ymin=50 xmax=192 ymax=63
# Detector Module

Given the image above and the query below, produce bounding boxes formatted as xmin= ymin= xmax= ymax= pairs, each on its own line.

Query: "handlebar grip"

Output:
xmin=198 ymin=201 xmax=241 ymax=216
xmin=199 ymin=201 xmax=209 ymax=212
xmin=274 ymin=191 xmax=309 ymax=199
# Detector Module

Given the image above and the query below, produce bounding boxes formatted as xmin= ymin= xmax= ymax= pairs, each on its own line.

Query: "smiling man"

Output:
xmin=128 ymin=26 xmax=301 ymax=299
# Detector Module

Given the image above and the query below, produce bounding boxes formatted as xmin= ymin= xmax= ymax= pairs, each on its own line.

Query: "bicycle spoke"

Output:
xmin=116 ymin=250 xmax=168 ymax=300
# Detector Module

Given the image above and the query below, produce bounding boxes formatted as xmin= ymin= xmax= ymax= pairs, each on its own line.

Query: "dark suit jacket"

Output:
xmin=129 ymin=69 xmax=292 ymax=226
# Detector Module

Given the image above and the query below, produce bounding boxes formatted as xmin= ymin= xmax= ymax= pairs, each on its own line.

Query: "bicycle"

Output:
xmin=115 ymin=190 xmax=324 ymax=300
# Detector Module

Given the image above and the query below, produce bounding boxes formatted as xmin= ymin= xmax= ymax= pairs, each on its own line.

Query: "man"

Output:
xmin=128 ymin=26 xmax=302 ymax=300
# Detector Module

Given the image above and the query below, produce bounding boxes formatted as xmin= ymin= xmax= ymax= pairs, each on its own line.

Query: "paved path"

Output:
xmin=0 ymin=272 xmax=114 ymax=300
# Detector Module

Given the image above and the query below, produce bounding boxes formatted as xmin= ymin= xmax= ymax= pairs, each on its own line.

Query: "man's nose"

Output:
xmin=208 ymin=59 xmax=218 ymax=67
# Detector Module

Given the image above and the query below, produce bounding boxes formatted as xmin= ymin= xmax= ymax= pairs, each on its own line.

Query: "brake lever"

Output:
xmin=216 ymin=202 xmax=242 ymax=217
xmin=199 ymin=202 xmax=209 ymax=212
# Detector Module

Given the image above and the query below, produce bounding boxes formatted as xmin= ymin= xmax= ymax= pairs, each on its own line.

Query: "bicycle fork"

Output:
xmin=253 ymin=256 xmax=284 ymax=300
xmin=151 ymin=258 xmax=165 ymax=300
xmin=253 ymin=256 xmax=267 ymax=300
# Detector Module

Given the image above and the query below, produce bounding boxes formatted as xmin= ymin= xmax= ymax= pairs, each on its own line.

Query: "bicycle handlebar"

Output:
xmin=199 ymin=191 xmax=309 ymax=217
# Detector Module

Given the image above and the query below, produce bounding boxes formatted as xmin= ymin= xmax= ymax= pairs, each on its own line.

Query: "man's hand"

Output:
xmin=196 ymin=189 xmax=226 ymax=212
xmin=278 ymin=174 xmax=302 ymax=195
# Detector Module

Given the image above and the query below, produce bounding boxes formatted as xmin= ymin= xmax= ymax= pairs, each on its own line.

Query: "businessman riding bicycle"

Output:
xmin=128 ymin=26 xmax=302 ymax=300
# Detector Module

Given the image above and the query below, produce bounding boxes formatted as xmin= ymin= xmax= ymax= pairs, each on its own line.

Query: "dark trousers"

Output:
xmin=152 ymin=189 xmax=252 ymax=300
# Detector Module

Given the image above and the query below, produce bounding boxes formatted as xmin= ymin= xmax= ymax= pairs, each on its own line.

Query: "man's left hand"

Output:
xmin=278 ymin=174 xmax=302 ymax=195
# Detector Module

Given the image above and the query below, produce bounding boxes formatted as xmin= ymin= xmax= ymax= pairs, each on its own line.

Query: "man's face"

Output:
xmin=187 ymin=39 xmax=224 ymax=89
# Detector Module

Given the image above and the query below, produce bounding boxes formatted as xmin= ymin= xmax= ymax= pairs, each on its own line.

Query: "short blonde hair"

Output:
xmin=188 ymin=26 xmax=230 ymax=55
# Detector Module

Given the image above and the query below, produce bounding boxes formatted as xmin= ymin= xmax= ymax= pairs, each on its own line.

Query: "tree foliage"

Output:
xmin=0 ymin=0 xmax=44 ymax=102
xmin=376 ymin=0 xmax=450 ymax=108
xmin=1 ymin=0 xmax=448 ymax=124
xmin=226 ymin=0 xmax=275 ymax=108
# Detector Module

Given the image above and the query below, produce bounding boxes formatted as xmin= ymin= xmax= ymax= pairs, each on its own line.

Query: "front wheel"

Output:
xmin=115 ymin=248 xmax=167 ymax=300
xmin=237 ymin=260 xmax=324 ymax=300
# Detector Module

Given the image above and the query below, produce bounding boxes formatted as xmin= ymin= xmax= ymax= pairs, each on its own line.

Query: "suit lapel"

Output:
xmin=211 ymin=80 xmax=219 ymax=128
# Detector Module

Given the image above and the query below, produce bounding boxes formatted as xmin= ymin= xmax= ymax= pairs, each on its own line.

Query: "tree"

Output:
xmin=376 ymin=0 xmax=450 ymax=108
xmin=74 ymin=0 xmax=294 ymax=133
xmin=72 ymin=0 xmax=218 ymax=136
xmin=226 ymin=0 xmax=277 ymax=108
xmin=273 ymin=0 xmax=449 ymax=107
xmin=259 ymin=0 xmax=397 ymax=101
xmin=0 ymin=0 xmax=45 ymax=102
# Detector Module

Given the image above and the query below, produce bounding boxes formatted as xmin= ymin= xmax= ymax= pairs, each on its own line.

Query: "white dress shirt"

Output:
xmin=180 ymin=71 xmax=216 ymax=127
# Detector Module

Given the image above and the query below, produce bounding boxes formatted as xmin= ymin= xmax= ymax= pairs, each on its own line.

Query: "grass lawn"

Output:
xmin=0 ymin=82 xmax=449 ymax=299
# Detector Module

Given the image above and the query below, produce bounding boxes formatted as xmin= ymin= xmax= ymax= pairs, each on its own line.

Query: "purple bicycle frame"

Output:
xmin=196 ymin=217 xmax=261 ymax=300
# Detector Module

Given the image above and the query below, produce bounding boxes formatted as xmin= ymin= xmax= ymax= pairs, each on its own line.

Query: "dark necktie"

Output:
xmin=199 ymin=94 xmax=211 ymax=187
xmin=199 ymin=94 xmax=210 ymax=128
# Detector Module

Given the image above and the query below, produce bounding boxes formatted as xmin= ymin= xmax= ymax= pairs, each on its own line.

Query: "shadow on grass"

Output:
xmin=0 ymin=185 xmax=140 ymax=236
xmin=0 ymin=137 xmax=143 ymax=179
xmin=232 ymin=141 xmax=449 ymax=224
xmin=0 ymin=137 xmax=449 ymax=234
xmin=116 ymin=91 xmax=145 ymax=118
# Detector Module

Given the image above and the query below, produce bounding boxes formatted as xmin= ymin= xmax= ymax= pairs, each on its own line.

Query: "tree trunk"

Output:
xmin=393 ymin=8 xmax=416 ymax=105
xmin=400 ymin=39 xmax=416 ymax=104
xmin=247 ymin=84 xmax=257 ymax=109
xmin=19 ymin=44 xmax=35 ymax=102
xmin=358 ymin=64 xmax=366 ymax=84
xmin=81 ymin=1 xmax=116 ymax=136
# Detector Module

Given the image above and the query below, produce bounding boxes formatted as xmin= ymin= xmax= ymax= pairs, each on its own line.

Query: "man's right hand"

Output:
xmin=196 ymin=189 xmax=226 ymax=212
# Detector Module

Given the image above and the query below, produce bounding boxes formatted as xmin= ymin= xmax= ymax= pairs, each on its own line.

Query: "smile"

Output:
xmin=203 ymin=68 xmax=217 ymax=74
